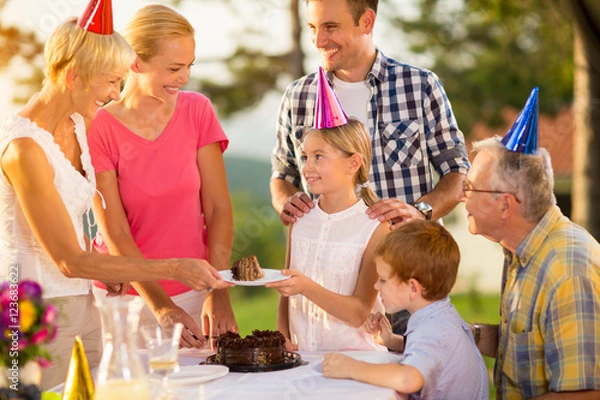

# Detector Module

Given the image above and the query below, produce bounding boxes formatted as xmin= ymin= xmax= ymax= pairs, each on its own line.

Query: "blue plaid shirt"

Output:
xmin=271 ymin=50 xmax=469 ymax=203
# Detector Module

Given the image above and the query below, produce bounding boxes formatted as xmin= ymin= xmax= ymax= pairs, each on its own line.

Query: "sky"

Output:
xmin=0 ymin=0 xmax=427 ymax=161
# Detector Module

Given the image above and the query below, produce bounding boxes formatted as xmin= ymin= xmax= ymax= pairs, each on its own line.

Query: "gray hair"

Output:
xmin=471 ymin=137 xmax=556 ymax=222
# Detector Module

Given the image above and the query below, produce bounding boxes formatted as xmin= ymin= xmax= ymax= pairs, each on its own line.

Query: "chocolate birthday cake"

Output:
xmin=231 ymin=255 xmax=265 ymax=281
xmin=214 ymin=330 xmax=286 ymax=366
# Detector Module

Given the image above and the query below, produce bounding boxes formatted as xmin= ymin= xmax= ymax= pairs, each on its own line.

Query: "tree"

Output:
xmin=385 ymin=0 xmax=573 ymax=134
xmin=389 ymin=0 xmax=599 ymax=238
xmin=570 ymin=0 xmax=600 ymax=239
xmin=183 ymin=0 xmax=305 ymax=118
xmin=0 ymin=0 xmax=44 ymax=103
xmin=179 ymin=0 xmax=576 ymax=132
xmin=0 ymin=0 xmax=42 ymax=68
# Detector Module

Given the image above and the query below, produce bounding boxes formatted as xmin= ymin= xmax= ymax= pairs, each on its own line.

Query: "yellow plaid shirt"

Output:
xmin=495 ymin=206 xmax=600 ymax=399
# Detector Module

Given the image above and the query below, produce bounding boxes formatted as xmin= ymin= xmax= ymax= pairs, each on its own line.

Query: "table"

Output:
xmin=52 ymin=349 xmax=403 ymax=399
xmin=175 ymin=349 xmax=403 ymax=400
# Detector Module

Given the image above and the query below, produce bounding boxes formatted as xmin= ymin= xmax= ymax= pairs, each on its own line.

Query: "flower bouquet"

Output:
xmin=0 ymin=279 xmax=58 ymax=396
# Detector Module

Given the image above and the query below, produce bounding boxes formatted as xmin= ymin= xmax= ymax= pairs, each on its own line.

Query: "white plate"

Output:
xmin=219 ymin=269 xmax=290 ymax=286
xmin=168 ymin=365 xmax=229 ymax=386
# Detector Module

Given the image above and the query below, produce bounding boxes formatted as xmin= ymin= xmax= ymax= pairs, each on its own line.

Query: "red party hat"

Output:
xmin=314 ymin=66 xmax=348 ymax=129
xmin=77 ymin=0 xmax=113 ymax=35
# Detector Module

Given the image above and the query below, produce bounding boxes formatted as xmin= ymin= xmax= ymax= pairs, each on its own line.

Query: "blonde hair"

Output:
xmin=306 ymin=118 xmax=378 ymax=207
xmin=123 ymin=4 xmax=195 ymax=61
xmin=44 ymin=18 xmax=135 ymax=87
xmin=375 ymin=220 xmax=459 ymax=301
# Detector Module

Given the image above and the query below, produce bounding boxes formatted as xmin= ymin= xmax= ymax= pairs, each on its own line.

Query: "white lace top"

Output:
xmin=288 ymin=198 xmax=387 ymax=351
xmin=0 ymin=114 xmax=94 ymax=298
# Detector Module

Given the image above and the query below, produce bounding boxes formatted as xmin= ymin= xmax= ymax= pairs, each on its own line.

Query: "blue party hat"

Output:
xmin=501 ymin=87 xmax=539 ymax=154
xmin=314 ymin=66 xmax=348 ymax=129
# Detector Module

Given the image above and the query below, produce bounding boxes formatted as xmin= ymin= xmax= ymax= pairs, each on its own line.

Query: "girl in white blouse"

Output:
xmin=267 ymin=118 xmax=389 ymax=351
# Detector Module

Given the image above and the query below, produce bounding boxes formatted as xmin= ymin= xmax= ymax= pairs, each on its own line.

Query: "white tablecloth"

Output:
xmin=175 ymin=349 xmax=403 ymax=400
xmin=52 ymin=349 xmax=403 ymax=399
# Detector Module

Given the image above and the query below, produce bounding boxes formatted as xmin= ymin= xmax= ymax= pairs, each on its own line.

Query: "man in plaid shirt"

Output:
xmin=270 ymin=0 xmax=469 ymax=334
xmin=465 ymin=138 xmax=600 ymax=399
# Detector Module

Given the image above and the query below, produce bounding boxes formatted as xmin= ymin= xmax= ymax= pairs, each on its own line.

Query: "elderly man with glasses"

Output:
xmin=463 ymin=89 xmax=600 ymax=399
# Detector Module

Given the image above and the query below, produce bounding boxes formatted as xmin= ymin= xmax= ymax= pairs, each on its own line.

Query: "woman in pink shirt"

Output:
xmin=88 ymin=4 xmax=237 ymax=347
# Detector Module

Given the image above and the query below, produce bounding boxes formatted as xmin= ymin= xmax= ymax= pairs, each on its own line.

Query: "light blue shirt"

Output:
xmin=402 ymin=297 xmax=489 ymax=399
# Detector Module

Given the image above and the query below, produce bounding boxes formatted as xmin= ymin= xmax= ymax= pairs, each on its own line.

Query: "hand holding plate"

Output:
xmin=264 ymin=269 xmax=311 ymax=296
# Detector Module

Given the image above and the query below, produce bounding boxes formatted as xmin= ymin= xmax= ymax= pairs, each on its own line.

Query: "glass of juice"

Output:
xmin=140 ymin=323 xmax=184 ymax=400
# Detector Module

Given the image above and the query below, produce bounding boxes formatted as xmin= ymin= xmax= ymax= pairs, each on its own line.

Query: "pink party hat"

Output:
xmin=77 ymin=0 xmax=113 ymax=35
xmin=501 ymin=87 xmax=539 ymax=154
xmin=314 ymin=66 xmax=348 ymax=129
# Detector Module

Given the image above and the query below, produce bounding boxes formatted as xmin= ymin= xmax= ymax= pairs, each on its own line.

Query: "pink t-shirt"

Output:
xmin=88 ymin=91 xmax=228 ymax=296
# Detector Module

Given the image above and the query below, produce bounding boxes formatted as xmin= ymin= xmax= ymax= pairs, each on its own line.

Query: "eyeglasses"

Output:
xmin=462 ymin=180 xmax=521 ymax=203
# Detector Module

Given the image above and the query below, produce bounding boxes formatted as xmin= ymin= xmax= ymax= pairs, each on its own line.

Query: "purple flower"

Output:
xmin=0 ymin=279 xmax=57 ymax=367
xmin=18 ymin=281 xmax=42 ymax=300
xmin=0 ymin=307 xmax=11 ymax=330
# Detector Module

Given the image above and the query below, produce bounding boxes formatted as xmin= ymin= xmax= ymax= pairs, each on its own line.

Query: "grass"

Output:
xmin=229 ymin=286 xmax=279 ymax=336
xmin=230 ymin=287 xmax=500 ymax=399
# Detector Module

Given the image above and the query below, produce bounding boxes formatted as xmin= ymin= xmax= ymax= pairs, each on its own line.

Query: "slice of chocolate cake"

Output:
xmin=231 ymin=255 xmax=265 ymax=281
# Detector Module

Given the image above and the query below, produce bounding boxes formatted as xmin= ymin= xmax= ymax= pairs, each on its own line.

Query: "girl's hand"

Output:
xmin=284 ymin=337 xmax=298 ymax=352
xmin=265 ymin=269 xmax=310 ymax=297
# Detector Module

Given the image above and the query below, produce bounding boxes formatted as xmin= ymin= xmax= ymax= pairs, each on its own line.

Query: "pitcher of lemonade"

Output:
xmin=95 ymin=297 xmax=149 ymax=400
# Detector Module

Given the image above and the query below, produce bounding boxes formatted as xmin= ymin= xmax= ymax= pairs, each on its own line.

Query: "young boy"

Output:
xmin=323 ymin=220 xmax=489 ymax=399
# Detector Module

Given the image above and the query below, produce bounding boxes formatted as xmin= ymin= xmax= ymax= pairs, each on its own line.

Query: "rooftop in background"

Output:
xmin=469 ymin=106 xmax=574 ymax=179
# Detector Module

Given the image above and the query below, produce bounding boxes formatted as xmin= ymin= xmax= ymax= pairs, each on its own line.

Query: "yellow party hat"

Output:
xmin=61 ymin=336 xmax=95 ymax=400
